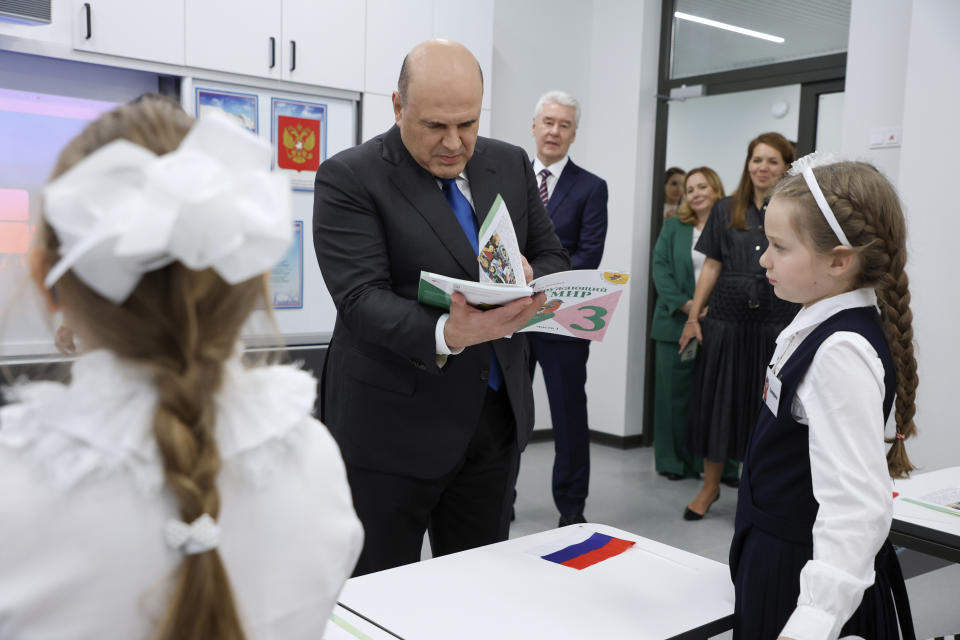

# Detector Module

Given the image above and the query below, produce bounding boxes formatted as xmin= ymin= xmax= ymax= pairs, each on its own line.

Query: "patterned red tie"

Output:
xmin=538 ymin=168 xmax=551 ymax=207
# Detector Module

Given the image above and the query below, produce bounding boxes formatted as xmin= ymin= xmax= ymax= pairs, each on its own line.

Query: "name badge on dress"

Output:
xmin=763 ymin=366 xmax=782 ymax=417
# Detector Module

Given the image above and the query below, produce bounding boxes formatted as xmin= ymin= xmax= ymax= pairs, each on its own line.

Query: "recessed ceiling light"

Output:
xmin=674 ymin=11 xmax=785 ymax=44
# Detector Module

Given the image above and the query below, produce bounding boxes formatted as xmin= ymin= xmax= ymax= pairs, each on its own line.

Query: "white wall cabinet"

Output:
xmin=6 ymin=0 xmax=494 ymax=102
xmin=282 ymin=0 xmax=365 ymax=91
xmin=364 ymin=0 xmax=432 ymax=96
xmin=185 ymin=0 xmax=283 ymax=80
xmin=71 ymin=0 xmax=185 ymax=65
xmin=185 ymin=0 xmax=364 ymax=89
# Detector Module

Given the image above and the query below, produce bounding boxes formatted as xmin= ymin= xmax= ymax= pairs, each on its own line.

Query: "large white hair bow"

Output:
xmin=43 ymin=111 xmax=292 ymax=303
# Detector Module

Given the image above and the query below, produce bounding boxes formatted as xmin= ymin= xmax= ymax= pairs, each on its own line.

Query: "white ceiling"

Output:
xmin=672 ymin=0 xmax=851 ymax=78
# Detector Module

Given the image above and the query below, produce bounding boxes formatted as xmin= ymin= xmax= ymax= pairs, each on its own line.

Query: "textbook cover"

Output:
xmin=417 ymin=269 xmax=630 ymax=342
xmin=417 ymin=193 xmax=629 ymax=341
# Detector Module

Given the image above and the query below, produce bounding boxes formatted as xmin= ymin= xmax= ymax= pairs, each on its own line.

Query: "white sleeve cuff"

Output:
xmin=780 ymin=604 xmax=840 ymax=640
xmin=435 ymin=314 xmax=465 ymax=356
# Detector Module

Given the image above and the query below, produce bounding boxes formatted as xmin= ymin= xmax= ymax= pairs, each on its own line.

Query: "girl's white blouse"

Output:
xmin=0 ymin=349 xmax=363 ymax=639
xmin=770 ymin=288 xmax=895 ymax=640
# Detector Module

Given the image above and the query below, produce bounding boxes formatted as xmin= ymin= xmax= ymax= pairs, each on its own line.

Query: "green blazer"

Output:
xmin=650 ymin=216 xmax=697 ymax=342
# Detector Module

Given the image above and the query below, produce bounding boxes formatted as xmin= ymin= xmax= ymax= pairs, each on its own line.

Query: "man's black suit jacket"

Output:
xmin=313 ymin=125 xmax=569 ymax=480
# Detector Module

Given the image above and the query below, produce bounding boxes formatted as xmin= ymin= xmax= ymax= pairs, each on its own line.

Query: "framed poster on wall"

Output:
xmin=271 ymin=97 xmax=327 ymax=191
xmin=195 ymin=88 xmax=258 ymax=133
xmin=269 ymin=220 xmax=303 ymax=310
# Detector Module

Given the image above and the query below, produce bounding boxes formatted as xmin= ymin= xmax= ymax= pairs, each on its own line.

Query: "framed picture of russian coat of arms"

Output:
xmin=270 ymin=97 xmax=327 ymax=191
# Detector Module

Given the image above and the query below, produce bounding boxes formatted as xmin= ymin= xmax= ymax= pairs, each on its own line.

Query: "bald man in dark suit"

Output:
xmin=313 ymin=40 xmax=569 ymax=576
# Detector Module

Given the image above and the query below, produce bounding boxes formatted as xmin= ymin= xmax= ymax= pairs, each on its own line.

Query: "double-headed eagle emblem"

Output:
xmin=282 ymin=122 xmax=316 ymax=165
xmin=603 ymin=272 xmax=630 ymax=284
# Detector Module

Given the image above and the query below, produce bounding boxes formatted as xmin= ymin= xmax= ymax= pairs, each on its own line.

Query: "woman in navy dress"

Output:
xmin=731 ymin=158 xmax=916 ymax=639
xmin=679 ymin=133 xmax=799 ymax=519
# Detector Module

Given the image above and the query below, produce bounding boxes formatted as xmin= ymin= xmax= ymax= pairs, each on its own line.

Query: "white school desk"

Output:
xmin=325 ymin=603 xmax=399 ymax=639
xmin=892 ymin=466 xmax=960 ymax=564
xmin=334 ymin=523 xmax=735 ymax=640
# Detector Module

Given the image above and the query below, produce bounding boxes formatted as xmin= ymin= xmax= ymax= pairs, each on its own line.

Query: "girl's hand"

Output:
xmin=678 ymin=319 xmax=702 ymax=352
xmin=680 ymin=299 xmax=693 ymax=315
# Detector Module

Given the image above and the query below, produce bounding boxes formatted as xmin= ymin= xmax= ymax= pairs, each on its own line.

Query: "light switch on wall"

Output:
xmin=868 ymin=127 xmax=902 ymax=149
xmin=883 ymin=127 xmax=902 ymax=147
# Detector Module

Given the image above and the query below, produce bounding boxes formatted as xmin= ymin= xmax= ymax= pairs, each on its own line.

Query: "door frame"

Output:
xmin=796 ymin=78 xmax=846 ymax=157
xmin=640 ymin=0 xmax=847 ymax=445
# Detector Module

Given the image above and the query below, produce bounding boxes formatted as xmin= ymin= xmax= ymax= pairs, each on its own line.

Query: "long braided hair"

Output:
xmin=772 ymin=161 xmax=917 ymax=478
xmin=39 ymin=95 xmax=264 ymax=639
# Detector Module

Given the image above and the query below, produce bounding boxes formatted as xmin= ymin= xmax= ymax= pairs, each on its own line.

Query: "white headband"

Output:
xmin=788 ymin=152 xmax=851 ymax=248
xmin=43 ymin=111 xmax=292 ymax=303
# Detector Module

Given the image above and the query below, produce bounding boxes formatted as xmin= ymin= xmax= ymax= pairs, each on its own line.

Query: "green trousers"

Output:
xmin=653 ymin=340 xmax=739 ymax=478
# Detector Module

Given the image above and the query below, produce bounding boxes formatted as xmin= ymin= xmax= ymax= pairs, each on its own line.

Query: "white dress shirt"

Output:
xmin=768 ymin=288 xmax=894 ymax=640
xmin=533 ymin=155 xmax=570 ymax=201
xmin=691 ymin=225 xmax=706 ymax=283
xmin=0 ymin=349 xmax=363 ymax=639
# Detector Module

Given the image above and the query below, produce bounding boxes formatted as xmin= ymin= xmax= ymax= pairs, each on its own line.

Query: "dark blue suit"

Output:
xmin=528 ymin=158 xmax=608 ymax=516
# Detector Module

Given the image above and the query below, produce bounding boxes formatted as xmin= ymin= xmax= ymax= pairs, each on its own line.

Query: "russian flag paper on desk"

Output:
xmin=536 ymin=531 xmax=635 ymax=570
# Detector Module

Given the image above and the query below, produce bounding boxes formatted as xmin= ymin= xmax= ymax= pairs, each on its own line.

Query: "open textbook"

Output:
xmin=901 ymin=488 xmax=960 ymax=518
xmin=417 ymin=194 xmax=629 ymax=342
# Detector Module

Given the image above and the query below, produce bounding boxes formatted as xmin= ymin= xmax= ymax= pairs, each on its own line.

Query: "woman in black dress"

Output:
xmin=678 ymin=132 xmax=799 ymax=519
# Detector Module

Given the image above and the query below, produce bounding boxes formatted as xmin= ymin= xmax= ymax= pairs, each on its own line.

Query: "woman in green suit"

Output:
xmin=651 ymin=167 xmax=735 ymax=480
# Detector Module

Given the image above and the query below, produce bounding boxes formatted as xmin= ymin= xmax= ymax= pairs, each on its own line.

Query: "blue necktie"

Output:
xmin=439 ymin=177 xmax=502 ymax=391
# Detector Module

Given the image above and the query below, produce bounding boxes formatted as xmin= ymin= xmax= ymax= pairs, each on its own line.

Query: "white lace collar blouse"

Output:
xmin=0 ymin=349 xmax=362 ymax=639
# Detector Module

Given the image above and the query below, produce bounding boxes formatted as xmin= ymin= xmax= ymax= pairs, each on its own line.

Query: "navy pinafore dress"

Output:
xmin=730 ymin=307 xmax=915 ymax=639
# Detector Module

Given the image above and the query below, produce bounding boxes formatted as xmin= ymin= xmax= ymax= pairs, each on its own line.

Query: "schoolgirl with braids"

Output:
xmin=0 ymin=96 xmax=362 ymax=638
xmin=729 ymin=157 xmax=917 ymax=640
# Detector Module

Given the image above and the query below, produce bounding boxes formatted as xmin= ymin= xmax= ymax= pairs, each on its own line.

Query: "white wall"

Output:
xmin=493 ymin=0 xmax=661 ymax=437
xmin=490 ymin=0 xmax=593 ymax=155
xmin=842 ymin=0 xmax=959 ymax=472
xmin=839 ymin=0 xmax=912 ymax=180
xmin=665 ymin=84 xmax=801 ymax=195
xmin=895 ymin=0 xmax=960 ymax=473
xmin=621 ymin=0 xmax=664 ymax=438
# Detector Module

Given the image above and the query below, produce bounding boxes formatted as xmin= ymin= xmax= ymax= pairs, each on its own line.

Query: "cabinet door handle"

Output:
xmin=290 ymin=40 xmax=296 ymax=72
xmin=83 ymin=3 xmax=92 ymax=40
xmin=269 ymin=36 xmax=276 ymax=69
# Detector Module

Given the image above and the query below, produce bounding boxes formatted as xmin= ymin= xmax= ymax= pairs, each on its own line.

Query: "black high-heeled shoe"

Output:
xmin=683 ymin=489 xmax=720 ymax=521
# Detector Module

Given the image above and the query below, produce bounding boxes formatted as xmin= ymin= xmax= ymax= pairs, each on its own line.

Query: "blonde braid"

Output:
xmin=40 ymin=96 xmax=268 ymax=638
xmin=151 ymin=266 xmax=246 ymax=640
xmin=875 ymin=246 xmax=917 ymax=477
